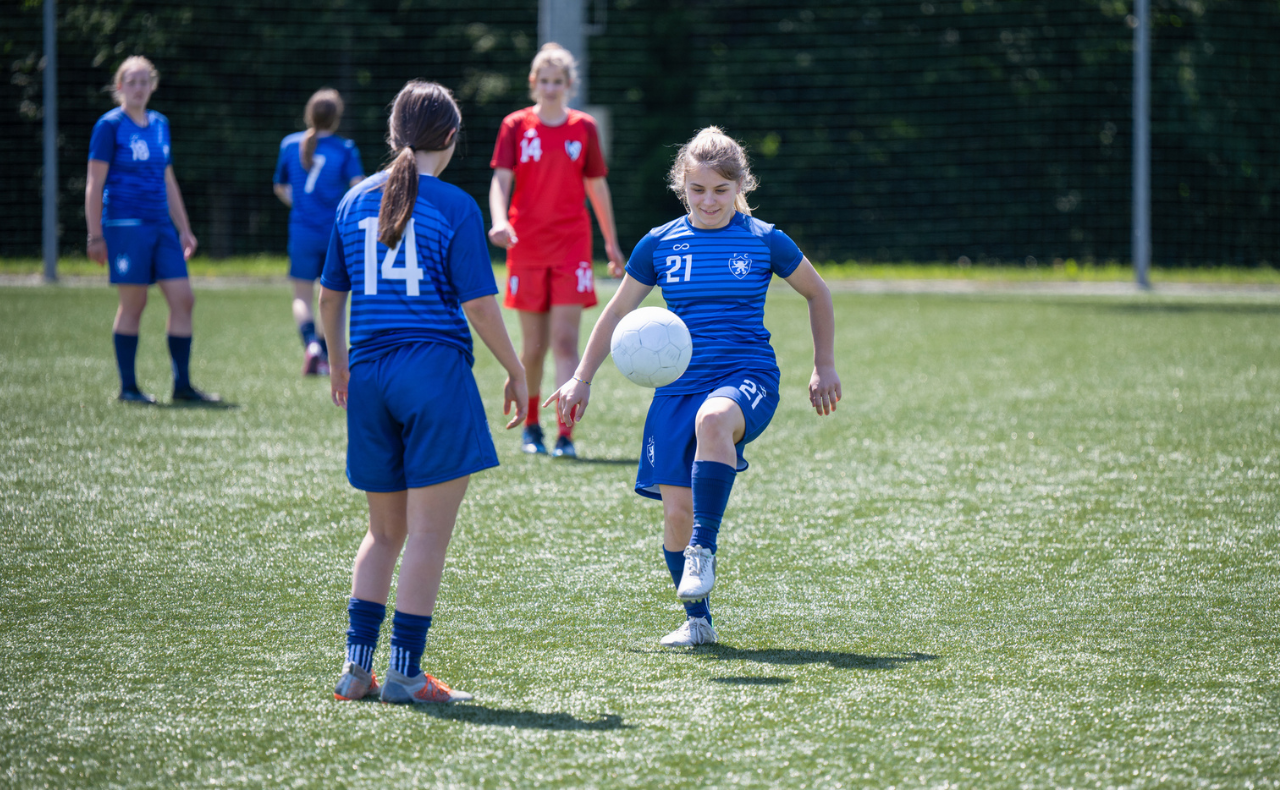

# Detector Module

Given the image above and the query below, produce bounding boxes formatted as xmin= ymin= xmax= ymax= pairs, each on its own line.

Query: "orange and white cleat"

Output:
xmin=380 ymin=669 xmax=473 ymax=704
xmin=334 ymin=661 xmax=381 ymax=701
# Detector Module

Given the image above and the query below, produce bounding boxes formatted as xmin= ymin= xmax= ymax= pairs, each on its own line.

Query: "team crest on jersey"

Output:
xmin=646 ymin=436 xmax=655 ymax=465
xmin=728 ymin=253 xmax=752 ymax=279
xmin=129 ymin=135 xmax=150 ymax=161
xmin=565 ymin=140 xmax=582 ymax=161
xmin=116 ymin=254 xmax=131 ymax=274
xmin=519 ymin=129 xmax=542 ymax=163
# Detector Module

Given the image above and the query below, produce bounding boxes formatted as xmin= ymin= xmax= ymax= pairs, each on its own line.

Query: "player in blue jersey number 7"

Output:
xmin=319 ymin=81 xmax=528 ymax=703
xmin=547 ymin=127 xmax=841 ymax=647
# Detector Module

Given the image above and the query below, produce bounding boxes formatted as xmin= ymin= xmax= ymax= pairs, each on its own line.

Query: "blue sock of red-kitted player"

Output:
xmin=689 ymin=460 xmax=736 ymax=554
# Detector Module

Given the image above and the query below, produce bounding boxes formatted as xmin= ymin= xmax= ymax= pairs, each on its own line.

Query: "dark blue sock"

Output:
xmin=317 ymin=337 xmax=328 ymax=357
xmin=113 ymin=333 xmax=139 ymax=392
xmin=690 ymin=460 xmax=736 ymax=554
xmin=664 ymin=546 xmax=712 ymax=625
xmin=389 ymin=610 xmax=432 ymax=677
xmin=299 ymin=320 xmax=317 ymax=347
xmin=167 ymin=335 xmax=192 ymax=391
xmin=345 ymin=597 xmax=386 ymax=673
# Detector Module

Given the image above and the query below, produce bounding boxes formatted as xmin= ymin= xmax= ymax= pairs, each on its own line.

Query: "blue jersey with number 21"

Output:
xmin=321 ymin=171 xmax=497 ymax=368
xmin=625 ymin=212 xmax=804 ymax=396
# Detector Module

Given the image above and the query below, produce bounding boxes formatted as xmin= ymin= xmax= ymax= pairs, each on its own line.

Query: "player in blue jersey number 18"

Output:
xmin=319 ymin=81 xmax=527 ymax=703
xmin=547 ymin=127 xmax=841 ymax=647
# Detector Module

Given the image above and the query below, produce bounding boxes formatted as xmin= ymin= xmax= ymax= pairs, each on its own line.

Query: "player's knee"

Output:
xmin=549 ymin=330 xmax=578 ymax=360
xmin=695 ymin=408 xmax=736 ymax=442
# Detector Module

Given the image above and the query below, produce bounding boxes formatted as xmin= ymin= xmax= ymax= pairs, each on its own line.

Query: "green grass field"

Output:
xmin=2 ymin=283 xmax=1278 ymax=788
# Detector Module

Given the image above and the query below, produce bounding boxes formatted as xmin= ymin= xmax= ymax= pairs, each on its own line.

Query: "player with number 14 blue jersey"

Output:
xmin=548 ymin=127 xmax=842 ymax=648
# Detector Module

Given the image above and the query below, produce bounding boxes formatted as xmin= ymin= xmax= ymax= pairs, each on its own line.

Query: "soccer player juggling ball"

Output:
xmin=319 ymin=81 xmax=528 ymax=703
xmin=85 ymin=56 xmax=218 ymax=404
xmin=273 ymin=88 xmax=365 ymax=376
xmin=488 ymin=43 xmax=626 ymax=459
xmin=547 ymin=127 xmax=841 ymax=647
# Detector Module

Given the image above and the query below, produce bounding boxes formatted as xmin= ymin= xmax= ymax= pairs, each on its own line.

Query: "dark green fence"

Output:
xmin=3 ymin=0 xmax=1277 ymax=265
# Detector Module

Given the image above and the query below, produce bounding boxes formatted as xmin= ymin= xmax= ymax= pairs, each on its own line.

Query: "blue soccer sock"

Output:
xmin=345 ymin=597 xmax=386 ymax=673
xmin=389 ymin=610 xmax=432 ymax=677
xmin=664 ymin=546 xmax=712 ymax=625
xmin=317 ymin=337 xmax=328 ymax=357
xmin=167 ymin=335 xmax=192 ymax=391
xmin=113 ymin=333 xmax=140 ymax=392
xmin=299 ymin=320 xmax=318 ymax=348
xmin=690 ymin=460 xmax=737 ymax=554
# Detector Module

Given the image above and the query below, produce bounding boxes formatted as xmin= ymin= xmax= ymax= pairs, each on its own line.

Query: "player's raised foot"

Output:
xmin=118 ymin=387 xmax=157 ymax=405
xmin=302 ymin=341 xmax=324 ymax=376
xmin=659 ymin=616 xmax=717 ymax=647
xmin=379 ymin=668 xmax=472 ymax=704
xmin=521 ymin=424 xmax=547 ymax=455
xmin=552 ymin=436 xmax=576 ymax=459
xmin=676 ymin=545 xmax=716 ymax=601
xmin=172 ymin=385 xmax=222 ymax=404
xmin=334 ymin=661 xmax=381 ymax=701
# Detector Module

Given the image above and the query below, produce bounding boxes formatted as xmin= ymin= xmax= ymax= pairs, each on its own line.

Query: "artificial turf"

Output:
xmin=1 ymin=283 xmax=1277 ymax=788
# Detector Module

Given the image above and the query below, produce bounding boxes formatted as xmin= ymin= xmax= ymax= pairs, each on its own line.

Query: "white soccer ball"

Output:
xmin=610 ymin=307 xmax=693 ymax=388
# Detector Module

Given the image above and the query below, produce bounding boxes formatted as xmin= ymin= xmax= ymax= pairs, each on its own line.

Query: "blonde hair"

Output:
xmin=528 ymin=43 xmax=578 ymax=101
xmin=668 ymin=126 xmax=759 ymax=216
xmin=301 ymin=88 xmax=344 ymax=171
xmin=111 ymin=56 xmax=159 ymax=104
xmin=378 ymin=81 xmax=462 ymax=247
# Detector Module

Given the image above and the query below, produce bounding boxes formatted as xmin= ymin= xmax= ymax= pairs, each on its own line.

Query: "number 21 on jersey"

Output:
xmin=665 ymin=254 xmax=692 ymax=283
xmin=357 ymin=217 xmax=422 ymax=296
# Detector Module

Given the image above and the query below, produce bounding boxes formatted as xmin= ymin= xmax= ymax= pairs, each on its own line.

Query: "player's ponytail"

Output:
xmin=668 ymin=126 xmax=760 ymax=216
xmin=301 ymin=88 xmax=344 ymax=171
xmin=378 ymin=80 xmax=462 ymax=248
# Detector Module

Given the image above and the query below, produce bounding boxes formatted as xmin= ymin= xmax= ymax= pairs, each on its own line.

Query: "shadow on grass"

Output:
xmin=567 ymin=457 xmax=640 ymax=466
xmin=162 ymin=399 xmax=240 ymax=410
xmin=1096 ymin=302 xmax=1280 ymax=315
xmin=710 ymin=676 xmax=793 ymax=685
xmin=632 ymin=644 xmax=938 ymax=670
xmin=412 ymin=704 xmax=634 ymax=731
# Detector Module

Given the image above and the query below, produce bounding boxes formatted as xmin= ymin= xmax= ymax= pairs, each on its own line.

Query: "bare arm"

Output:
xmin=273 ymin=183 xmax=292 ymax=208
xmin=461 ymin=295 xmax=529 ymax=430
xmin=85 ymin=160 xmax=110 ymax=264
xmin=487 ymin=168 xmax=517 ymax=249
xmin=545 ymin=274 xmax=654 ymax=426
xmin=164 ymin=166 xmax=198 ymax=260
xmin=783 ymin=257 xmax=842 ymax=415
xmin=584 ymin=176 xmax=625 ymax=278
xmin=349 ymin=175 xmax=363 ymax=188
xmin=319 ymin=286 xmax=350 ymax=409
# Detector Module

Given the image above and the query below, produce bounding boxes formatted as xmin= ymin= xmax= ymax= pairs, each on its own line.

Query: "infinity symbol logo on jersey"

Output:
xmin=565 ymin=140 xmax=582 ymax=161
xmin=728 ymin=253 xmax=752 ymax=279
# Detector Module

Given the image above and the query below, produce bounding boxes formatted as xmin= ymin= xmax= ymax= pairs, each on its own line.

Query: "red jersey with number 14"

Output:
xmin=490 ymin=107 xmax=607 ymax=267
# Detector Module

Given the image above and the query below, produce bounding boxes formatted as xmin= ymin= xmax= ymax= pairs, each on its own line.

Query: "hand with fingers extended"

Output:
xmin=503 ymin=372 xmax=529 ymax=430
xmin=809 ymin=365 xmax=842 ymax=416
xmin=545 ymin=375 xmax=592 ymax=429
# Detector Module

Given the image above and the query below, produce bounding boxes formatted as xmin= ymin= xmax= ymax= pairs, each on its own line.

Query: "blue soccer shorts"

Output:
xmin=104 ymin=220 xmax=187 ymax=285
xmin=346 ymin=342 xmax=499 ymax=492
xmin=635 ymin=371 xmax=781 ymax=501
xmin=287 ymin=228 xmax=330 ymax=281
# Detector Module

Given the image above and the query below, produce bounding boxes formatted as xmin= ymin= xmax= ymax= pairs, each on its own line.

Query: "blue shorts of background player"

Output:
xmin=104 ymin=221 xmax=188 ymax=285
xmin=346 ymin=342 xmax=499 ymax=492
xmin=287 ymin=229 xmax=330 ymax=281
xmin=636 ymin=371 xmax=780 ymax=500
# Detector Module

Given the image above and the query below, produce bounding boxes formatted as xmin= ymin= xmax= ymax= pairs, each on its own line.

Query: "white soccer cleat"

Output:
xmin=676 ymin=545 xmax=715 ymax=601
xmin=659 ymin=616 xmax=717 ymax=647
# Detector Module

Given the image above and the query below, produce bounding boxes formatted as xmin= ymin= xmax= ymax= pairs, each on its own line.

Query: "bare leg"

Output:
xmin=113 ymin=285 xmax=149 ymax=335
xmin=156 ymin=278 xmax=195 ymax=337
xmin=693 ymin=397 xmax=746 ymax=465
xmin=394 ymin=476 xmax=470 ymax=616
xmin=518 ymin=310 xmax=551 ymax=401
xmin=290 ymin=277 xmax=322 ymax=340
xmin=659 ymin=485 xmax=694 ymax=552
xmin=351 ymin=490 xmax=409 ymax=605
xmin=549 ymin=304 xmax=583 ymax=391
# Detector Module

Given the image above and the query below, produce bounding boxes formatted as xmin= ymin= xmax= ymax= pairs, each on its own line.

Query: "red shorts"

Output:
xmin=504 ymin=259 xmax=598 ymax=312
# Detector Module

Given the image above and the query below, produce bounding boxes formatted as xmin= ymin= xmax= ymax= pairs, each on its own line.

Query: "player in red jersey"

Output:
xmin=489 ymin=43 xmax=625 ymax=459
